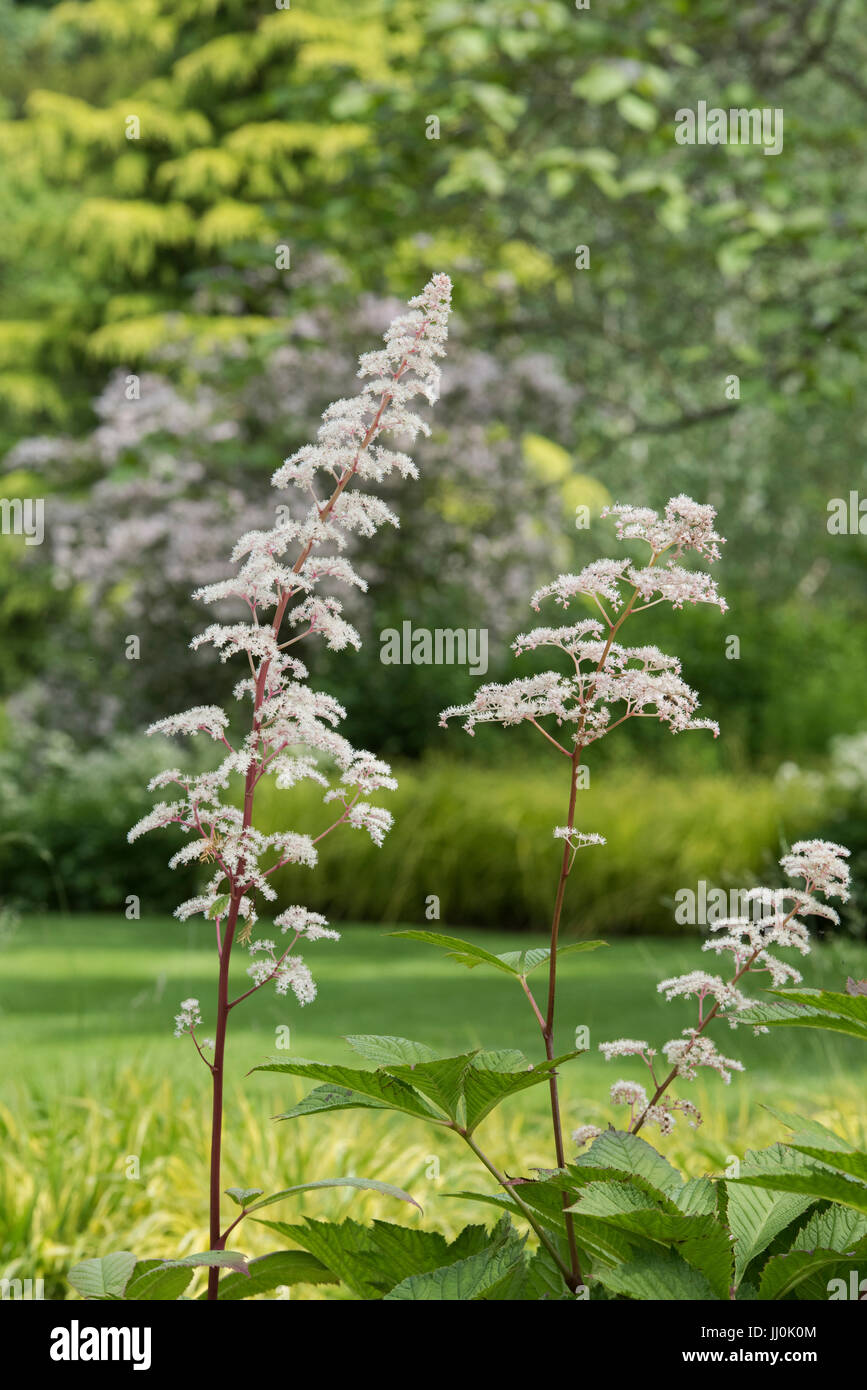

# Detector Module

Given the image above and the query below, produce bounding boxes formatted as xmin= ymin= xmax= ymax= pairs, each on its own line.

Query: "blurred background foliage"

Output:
xmin=0 ymin=0 xmax=865 ymax=930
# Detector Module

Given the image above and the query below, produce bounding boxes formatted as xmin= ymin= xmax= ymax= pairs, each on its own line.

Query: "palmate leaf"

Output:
xmin=208 ymin=1251 xmax=338 ymax=1301
xmin=386 ymin=1052 xmax=482 ymax=1122
xmin=252 ymin=1058 xmax=445 ymax=1122
xmin=389 ymin=929 xmax=604 ymax=979
xmin=258 ymin=1046 xmax=575 ymax=1135
xmin=256 ymin=1216 xmax=505 ymax=1300
xmin=771 ymin=987 xmax=867 ymax=1026
xmin=68 ymin=1251 xmax=137 ymax=1300
xmin=462 ymin=1052 xmax=579 ymax=1134
xmin=593 ymin=1250 xmax=718 ymax=1301
xmin=568 ymin=1180 xmax=732 ymax=1298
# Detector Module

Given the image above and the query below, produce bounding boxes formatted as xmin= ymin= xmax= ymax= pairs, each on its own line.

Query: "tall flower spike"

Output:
xmin=130 ymin=275 xmax=453 ymax=1026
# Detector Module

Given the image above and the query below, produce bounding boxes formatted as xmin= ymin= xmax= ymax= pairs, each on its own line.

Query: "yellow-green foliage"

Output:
xmin=2 ymin=1065 xmax=863 ymax=1300
xmin=256 ymin=760 xmax=828 ymax=934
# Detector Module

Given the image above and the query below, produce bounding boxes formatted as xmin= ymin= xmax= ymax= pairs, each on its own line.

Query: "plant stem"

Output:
xmin=460 ymin=1130 xmax=578 ymax=1290
xmin=201 ymin=327 xmax=431 ymax=1301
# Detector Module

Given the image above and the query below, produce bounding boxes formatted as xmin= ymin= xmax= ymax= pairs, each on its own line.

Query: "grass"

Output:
xmin=1 ymin=913 xmax=866 ymax=1298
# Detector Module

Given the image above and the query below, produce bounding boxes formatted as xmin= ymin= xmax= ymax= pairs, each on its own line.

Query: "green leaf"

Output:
xmin=727 ymin=1159 xmax=815 ymax=1283
xmin=212 ymin=1250 xmax=338 ymax=1300
xmin=253 ymin=1059 xmax=444 ymax=1122
xmin=205 ymin=894 xmax=231 ymax=921
xmin=124 ymin=1261 xmax=194 ymax=1301
xmin=758 ymin=1243 xmax=867 ymax=1301
xmin=274 ymin=1083 xmax=396 ymax=1122
xmin=68 ymin=1252 xmax=137 ymax=1300
xmin=225 ymin=1187 xmax=263 ymax=1207
xmin=160 ymin=1250 xmax=249 ymax=1275
xmin=494 ymin=941 xmax=606 ymax=977
xmin=244 ymin=1176 xmax=421 ymax=1214
xmin=572 ymin=62 xmax=633 ymax=104
xmin=344 ymin=1035 xmax=439 ymax=1066
xmin=383 ymin=1224 xmax=526 ymax=1300
xmin=462 ymin=1052 xmax=578 ymax=1134
xmin=571 ymin=1129 xmax=683 ymax=1196
xmin=568 ymin=1181 xmax=732 ymax=1298
xmin=617 ymin=93 xmax=657 ymax=131
xmin=255 ymin=1218 xmax=384 ymax=1299
xmin=386 ymin=1053 xmax=480 ymax=1122
xmin=771 ymin=988 xmax=867 ymax=1026
xmin=388 ymin=930 xmax=519 ymax=975
xmin=789 ymin=1146 xmax=867 ymax=1184
xmin=760 ymin=1106 xmax=856 ymax=1153
xmin=594 ymin=1251 xmax=718 ymax=1301
xmin=792 ymin=1204 xmax=867 ymax=1253
xmin=739 ymin=1000 xmax=867 ymax=1042
xmin=731 ymin=1144 xmax=867 ymax=1216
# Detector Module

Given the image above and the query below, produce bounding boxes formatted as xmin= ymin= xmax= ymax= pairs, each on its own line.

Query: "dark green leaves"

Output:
xmin=255 ymin=1040 xmax=578 ymax=1135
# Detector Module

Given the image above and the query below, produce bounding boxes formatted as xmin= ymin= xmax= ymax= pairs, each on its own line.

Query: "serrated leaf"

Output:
xmin=253 ymin=1059 xmax=443 ymax=1122
xmin=212 ymin=1250 xmax=338 ymax=1300
xmin=255 ymin=1218 xmax=383 ymax=1299
xmin=727 ymin=1161 xmax=815 ymax=1282
xmin=760 ymin=1106 xmax=855 ymax=1153
xmin=494 ymin=941 xmax=606 ymax=977
xmin=732 ymin=1144 xmax=867 ymax=1216
xmin=668 ymin=1177 xmax=717 ymax=1216
xmin=771 ymin=988 xmax=867 ymax=1025
xmin=344 ymin=1035 xmax=439 ymax=1066
xmin=789 ymin=1146 xmax=867 ymax=1184
xmin=594 ymin=1251 xmax=718 ymax=1301
xmin=124 ymin=1261 xmax=194 ymax=1301
xmin=758 ymin=1243 xmax=867 ymax=1301
xmin=462 ymin=1052 xmax=578 ymax=1134
xmin=571 ymin=1130 xmax=683 ymax=1195
xmin=68 ymin=1251 xmax=137 ymax=1300
xmin=568 ymin=1181 xmax=732 ymax=1298
xmin=792 ymin=1204 xmax=867 ymax=1253
xmin=386 ymin=1053 xmax=479 ymax=1122
xmin=387 ymin=930 xmax=519 ymax=975
xmin=244 ymin=1176 xmax=421 ymax=1214
xmin=274 ymin=1083 xmax=395 ymax=1122
xmin=225 ymin=1187 xmax=263 ymax=1207
xmin=739 ymin=1000 xmax=867 ymax=1042
xmin=383 ymin=1227 xmax=526 ymax=1300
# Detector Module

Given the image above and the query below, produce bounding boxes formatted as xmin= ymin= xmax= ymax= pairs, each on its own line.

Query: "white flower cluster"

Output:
xmin=173 ymin=997 xmax=202 ymax=1038
xmin=441 ymin=495 xmax=724 ymax=749
xmin=589 ymin=837 xmax=852 ymax=1140
xmin=129 ymin=277 xmax=453 ymax=1030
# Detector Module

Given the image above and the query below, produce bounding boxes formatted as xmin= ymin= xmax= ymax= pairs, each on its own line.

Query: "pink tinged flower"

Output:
xmin=599 ymin=1039 xmax=657 ymax=1062
xmin=602 ymin=495 xmax=725 ymax=562
xmin=780 ymin=840 xmax=851 ymax=901
xmin=662 ymin=1031 xmax=744 ymax=1083
xmin=627 ymin=563 xmax=728 ymax=613
xmin=572 ymin=1125 xmax=603 ymax=1149
xmin=530 ymin=559 xmax=632 ymax=612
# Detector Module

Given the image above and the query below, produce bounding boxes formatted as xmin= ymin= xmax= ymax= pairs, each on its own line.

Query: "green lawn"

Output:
xmin=1 ymin=915 xmax=865 ymax=1297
